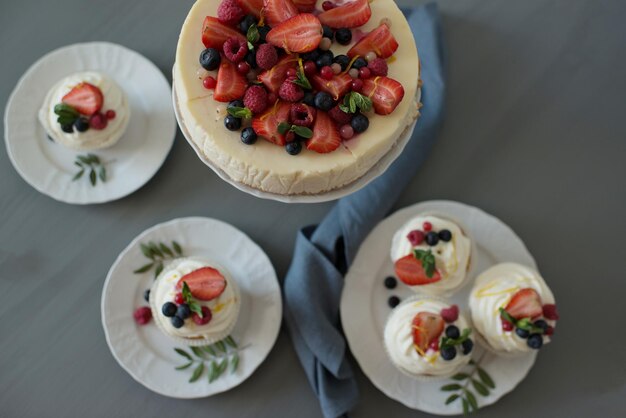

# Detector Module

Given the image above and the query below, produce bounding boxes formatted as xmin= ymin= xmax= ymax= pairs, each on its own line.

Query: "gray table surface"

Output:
xmin=1 ymin=0 xmax=625 ymax=417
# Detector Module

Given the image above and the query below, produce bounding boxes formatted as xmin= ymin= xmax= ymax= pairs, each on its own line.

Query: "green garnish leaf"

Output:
xmin=98 ymin=166 xmax=106 ymax=182
xmin=465 ymin=390 xmax=478 ymax=410
xmin=189 ymin=301 xmax=203 ymax=318
xmin=209 ymin=361 xmax=220 ymax=383
xmin=202 ymin=345 xmax=216 ymax=356
xmin=140 ymin=243 xmax=154 ymax=259
xmin=413 ymin=249 xmax=436 ymax=277
xmin=441 ymin=328 xmax=472 ymax=350
xmin=215 ymin=340 xmax=227 ymax=353
xmin=89 ymin=168 xmax=96 ymax=186
xmin=159 ymin=243 xmax=174 ymax=257
xmin=441 ymin=383 xmax=462 ymax=391
xmin=182 ymin=282 xmax=192 ymax=303
xmin=133 ymin=262 xmax=154 ymax=274
xmin=277 ymin=122 xmax=291 ymax=135
xmin=191 ymin=346 xmax=206 ymax=358
xmin=175 ymin=362 xmax=193 ymax=370
xmin=291 ymin=126 xmax=313 ymax=139
xmin=247 ymin=24 xmax=260 ymax=49
xmin=341 ymin=92 xmax=373 ymax=114
xmin=472 ymin=379 xmax=489 ymax=396
xmin=499 ymin=308 xmax=516 ymax=325
xmin=72 ymin=169 xmax=84 ymax=181
xmin=230 ymin=352 xmax=240 ymax=374
xmin=174 ymin=348 xmax=192 ymax=361
xmin=54 ymin=103 xmax=79 ymax=116
xmin=445 ymin=394 xmax=460 ymax=405
xmin=189 ymin=362 xmax=204 ymax=383
xmin=477 ymin=367 xmax=495 ymax=389
xmin=172 ymin=241 xmax=183 ymax=255
xmin=225 ymin=335 xmax=238 ymax=349
xmin=227 ymin=106 xmax=253 ymax=119
xmin=452 ymin=373 xmax=469 ymax=381
xmin=292 ymin=68 xmax=312 ymax=90
xmin=462 ymin=398 xmax=470 ymax=415
xmin=154 ymin=261 xmax=164 ymax=278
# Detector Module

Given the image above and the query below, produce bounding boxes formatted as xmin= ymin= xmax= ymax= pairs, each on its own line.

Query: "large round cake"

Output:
xmin=174 ymin=0 xmax=420 ymax=195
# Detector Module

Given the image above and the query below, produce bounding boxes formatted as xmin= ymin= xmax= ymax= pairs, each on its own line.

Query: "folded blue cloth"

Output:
xmin=283 ymin=3 xmax=447 ymax=417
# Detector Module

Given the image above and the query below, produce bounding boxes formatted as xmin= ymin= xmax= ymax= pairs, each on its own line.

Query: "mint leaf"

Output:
xmin=247 ymin=24 xmax=260 ymax=48
xmin=291 ymin=126 xmax=313 ymax=139
xmin=292 ymin=67 xmax=312 ymax=90
xmin=277 ymin=122 xmax=291 ymax=135
xmin=339 ymin=104 xmax=350 ymax=113
xmin=227 ymin=106 xmax=252 ymax=119
xmin=440 ymin=328 xmax=472 ymax=350
xmin=182 ymin=281 xmax=192 ymax=304
xmin=189 ymin=301 xmax=203 ymax=317
xmin=499 ymin=308 xmax=517 ymax=326
xmin=413 ymin=249 xmax=436 ymax=277
xmin=341 ymin=92 xmax=373 ymax=114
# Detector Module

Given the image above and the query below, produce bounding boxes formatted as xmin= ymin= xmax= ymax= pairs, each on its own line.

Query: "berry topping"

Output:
xmin=293 ymin=0 xmax=317 ymax=12
xmin=319 ymin=37 xmax=332 ymax=51
xmin=74 ymin=118 xmax=89 ymax=133
xmin=62 ymin=83 xmax=103 ymax=116
xmin=542 ymin=304 xmax=560 ymax=320
xmin=335 ymin=28 xmax=352 ymax=45
xmin=348 ymin=23 xmax=399 ymax=59
xmin=501 ymin=319 xmax=514 ymax=331
xmin=358 ymin=67 xmax=371 ymax=79
xmin=303 ymin=91 xmax=316 ymax=106
xmin=331 ymin=63 xmax=342 ymax=75
xmin=438 ymin=229 xmax=452 ymax=242
xmin=388 ymin=295 xmax=400 ymax=308
xmin=192 ymin=306 xmax=213 ymax=326
xmin=429 ymin=339 xmax=439 ymax=351
xmin=174 ymin=292 xmax=184 ymax=305
xmin=254 ymin=44 xmax=277 ymax=71
xmin=306 ymin=110 xmax=341 ymax=153
xmin=217 ymin=0 xmax=245 ymax=25
xmin=237 ymin=61 xmax=251 ymax=74
xmin=339 ymin=125 xmax=354 ymax=139
xmin=461 ymin=339 xmax=473 ymax=355
xmin=440 ymin=345 xmax=457 ymax=361
xmin=105 ymin=110 xmax=116 ymax=120
xmin=237 ymin=0 xmax=264 ymax=18
xmin=304 ymin=60 xmax=317 ymax=76
xmin=286 ymin=68 xmax=297 ymax=78
xmin=321 ymin=66 xmax=334 ymax=80
xmin=244 ymin=85 xmax=269 ymax=114
xmin=223 ymin=37 xmax=248 ymax=63
xmin=267 ymin=13 xmax=323 ymax=53
xmin=533 ymin=319 xmax=549 ymax=332
xmin=133 ymin=306 xmax=152 ymax=325
xmin=328 ymin=105 xmax=352 ymax=125
xmin=279 ymin=77 xmax=305 ymax=102
xmin=290 ymin=103 xmax=316 ymax=127
xmin=316 ymin=50 xmax=334 ymax=68
xmin=214 ymin=60 xmax=248 ymax=102
xmin=441 ymin=304 xmax=459 ymax=323
xmin=241 ymin=127 xmax=258 ymax=144
xmin=411 ymin=312 xmax=445 ymax=354
xmin=545 ymin=326 xmax=555 ymax=337
xmin=394 ymin=254 xmax=441 ymax=285
xmin=362 ymin=76 xmax=405 ymax=115
xmin=407 ymin=230 xmax=425 ymax=246
xmin=384 ymin=276 xmax=397 ymax=289
xmin=515 ymin=327 xmax=530 ymax=339
xmin=200 ymin=48 xmax=221 ymax=71
xmin=423 ymin=222 xmax=433 ymax=231
xmin=351 ymin=57 xmax=368 ymax=69
xmin=224 ymin=114 xmax=242 ymax=131
xmin=365 ymin=51 xmax=377 ymax=62
xmin=263 ymin=0 xmax=299 ymax=27
xmin=322 ymin=1 xmax=336 ymax=11
xmin=505 ymin=288 xmax=543 ymax=320
xmin=351 ymin=78 xmax=363 ymax=92
xmin=61 ymin=124 xmax=74 ymax=133
xmin=143 ymin=289 xmax=150 ymax=302
xmin=252 ymin=101 xmax=292 ymax=145
xmin=202 ymin=16 xmax=246 ymax=50
xmin=425 ymin=231 xmax=439 ymax=246
xmin=527 ymin=333 xmax=543 ymax=349
xmin=89 ymin=113 xmax=108 ymax=130
xmin=161 ymin=302 xmax=177 ymax=317
xmin=239 ymin=14 xmax=257 ymax=34
xmin=176 ymin=303 xmax=192 ymax=319
xmin=171 ymin=316 xmax=184 ymax=328
xmin=258 ymin=54 xmax=298 ymax=93
xmin=203 ymin=76 xmax=217 ymax=89
xmin=318 ymin=0 xmax=372 ymax=29
xmin=176 ymin=267 xmax=227 ymax=301
xmin=333 ymin=54 xmax=350 ymax=71
xmin=445 ymin=325 xmax=460 ymax=339
xmin=311 ymin=73 xmax=352 ymax=100
xmin=367 ymin=57 xmax=388 ymax=76
xmin=285 ymin=141 xmax=302 ymax=155
xmin=350 ymin=113 xmax=369 ymax=133
xmin=245 ymin=50 xmax=258 ymax=68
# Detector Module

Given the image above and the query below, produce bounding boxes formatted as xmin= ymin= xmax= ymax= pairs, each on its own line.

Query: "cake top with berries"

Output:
xmin=174 ymin=0 xmax=419 ymax=195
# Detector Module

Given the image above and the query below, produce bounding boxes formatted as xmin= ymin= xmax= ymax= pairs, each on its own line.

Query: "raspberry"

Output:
xmin=502 ymin=319 xmax=514 ymax=331
xmin=279 ymin=77 xmax=304 ymax=102
xmin=244 ymin=85 xmax=269 ymax=114
xmin=406 ymin=229 xmax=425 ymax=246
xmin=441 ymin=305 xmax=459 ymax=323
xmin=290 ymin=103 xmax=316 ymax=127
xmin=223 ymin=37 xmax=248 ymax=63
xmin=256 ymin=44 xmax=278 ymax=70
xmin=217 ymin=0 xmax=244 ymax=25
xmin=328 ymin=106 xmax=352 ymax=125
xmin=368 ymin=58 xmax=388 ymax=76
xmin=542 ymin=304 xmax=560 ymax=320
xmin=133 ymin=306 xmax=152 ymax=325
xmin=89 ymin=113 xmax=107 ymax=130
xmin=192 ymin=306 xmax=213 ymax=326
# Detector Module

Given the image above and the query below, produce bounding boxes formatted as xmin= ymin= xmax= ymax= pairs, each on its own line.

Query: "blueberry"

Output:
xmin=334 ymin=28 xmax=352 ymax=45
xmin=351 ymin=57 xmax=368 ymax=69
xmin=224 ymin=115 xmax=242 ymax=131
xmin=74 ymin=117 xmax=89 ymax=132
xmin=258 ymin=25 xmax=271 ymax=42
xmin=61 ymin=124 xmax=74 ymax=133
xmin=438 ymin=229 xmax=452 ymax=242
xmin=527 ymin=333 xmax=543 ymax=349
xmin=303 ymin=91 xmax=316 ymax=107
xmin=302 ymin=49 xmax=320 ymax=62
xmin=315 ymin=51 xmax=334 ymax=68
xmin=333 ymin=54 xmax=350 ymax=71
xmin=239 ymin=15 xmax=257 ymax=34
xmin=285 ymin=141 xmax=302 ymax=155
xmin=388 ymin=296 xmax=400 ymax=308
xmin=461 ymin=339 xmax=474 ymax=355
xmin=177 ymin=304 xmax=191 ymax=319
xmin=143 ymin=289 xmax=150 ymax=302
xmin=515 ymin=327 xmax=530 ymax=339
xmin=241 ymin=127 xmax=257 ymax=145
xmin=425 ymin=231 xmax=439 ymax=246
xmin=171 ymin=315 xmax=184 ymax=328
xmin=445 ymin=325 xmax=460 ymax=339
xmin=161 ymin=302 xmax=177 ymax=317
xmin=245 ymin=50 xmax=257 ymax=69
xmin=314 ymin=92 xmax=334 ymax=111
xmin=351 ymin=113 xmax=369 ymax=133
xmin=228 ymin=99 xmax=244 ymax=109
xmin=440 ymin=346 xmax=457 ymax=361
xmin=199 ymin=48 xmax=221 ymax=71
xmin=384 ymin=276 xmax=397 ymax=289
xmin=534 ymin=319 xmax=549 ymax=333
xmin=322 ymin=25 xmax=334 ymax=40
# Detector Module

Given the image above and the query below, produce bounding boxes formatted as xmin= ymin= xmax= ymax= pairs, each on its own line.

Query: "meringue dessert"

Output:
xmin=150 ymin=257 xmax=240 ymax=345
xmin=391 ymin=214 xmax=472 ymax=295
xmin=469 ymin=263 xmax=559 ymax=356
xmin=39 ymin=71 xmax=129 ymax=150
xmin=173 ymin=0 xmax=420 ymax=195
xmin=384 ymin=297 xmax=474 ymax=379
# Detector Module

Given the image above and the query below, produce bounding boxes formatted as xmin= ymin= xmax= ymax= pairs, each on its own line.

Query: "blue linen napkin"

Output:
xmin=283 ymin=3 xmax=447 ymax=418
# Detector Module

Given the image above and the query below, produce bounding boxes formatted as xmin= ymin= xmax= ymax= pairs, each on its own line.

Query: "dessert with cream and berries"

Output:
xmin=150 ymin=258 xmax=241 ymax=345
xmin=469 ymin=263 xmax=559 ymax=356
xmin=174 ymin=0 xmax=420 ymax=195
xmin=39 ymin=71 xmax=129 ymax=150
xmin=391 ymin=215 xmax=473 ymax=296
xmin=384 ymin=297 xmax=474 ymax=379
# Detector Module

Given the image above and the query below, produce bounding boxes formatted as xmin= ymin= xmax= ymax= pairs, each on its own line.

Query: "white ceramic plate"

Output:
xmin=173 ymin=80 xmax=420 ymax=204
xmin=341 ymin=200 xmax=538 ymax=415
xmin=4 ymin=42 xmax=176 ymax=204
xmin=101 ymin=217 xmax=282 ymax=398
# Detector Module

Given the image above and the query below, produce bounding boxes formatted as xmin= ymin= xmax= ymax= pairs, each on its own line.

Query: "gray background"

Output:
xmin=1 ymin=0 xmax=625 ymax=416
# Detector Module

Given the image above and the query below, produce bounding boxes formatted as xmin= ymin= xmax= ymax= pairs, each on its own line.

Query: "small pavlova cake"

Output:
xmin=469 ymin=263 xmax=559 ymax=356
xmin=39 ymin=71 xmax=129 ymax=150
xmin=384 ymin=296 xmax=474 ymax=379
xmin=391 ymin=214 xmax=473 ymax=295
xmin=150 ymin=257 xmax=241 ymax=346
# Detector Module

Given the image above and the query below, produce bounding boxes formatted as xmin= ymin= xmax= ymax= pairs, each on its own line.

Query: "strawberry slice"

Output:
xmin=361 ymin=76 xmax=405 ymax=115
xmin=292 ymin=0 xmax=316 ymax=12
xmin=258 ymin=54 xmax=299 ymax=94
xmin=347 ymin=24 xmax=399 ymax=59
xmin=236 ymin=0 xmax=264 ymax=17
xmin=201 ymin=16 xmax=246 ymax=49
xmin=504 ymin=288 xmax=543 ymax=320
xmin=176 ymin=267 xmax=227 ymax=301
xmin=263 ymin=0 xmax=298 ymax=27
xmin=311 ymin=73 xmax=352 ymax=101
xmin=318 ymin=0 xmax=371 ymax=29
xmin=214 ymin=60 xmax=248 ymax=102
xmin=61 ymin=83 xmax=103 ymax=116
xmin=266 ymin=14 xmax=322 ymax=53
xmin=252 ymin=101 xmax=292 ymax=145
xmin=412 ymin=312 xmax=445 ymax=355
xmin=306 ymin=111 xmax=341 ymax=153
xmin=394 ymin=254 xmax=441 ymax=286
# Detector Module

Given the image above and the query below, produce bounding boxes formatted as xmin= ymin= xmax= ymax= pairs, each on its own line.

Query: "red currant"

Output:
xmin=351 ymin=78 xmax=363 ymax=92
xmin=304 ymin=61 xmax=317 ymax=77
xmin=429 ymin=339 xmax=439 ymax=351
xmin=322 ymin=1 xmax=336 ymax=11
xmin=321 ymin=66 xmax=334 ymax=80
xmin=501 ymin=319 xmax=514 ymax=331
xmin=237 ymin=61 xmax=250 ymax=74
xmin=358 ymin=67 xmax=371 ymax=79
xmin=286 ymin=67 xmax=297 ymax=78
xmin=423 ymin=221 xmax=433 ymax=232
xmin=174 ymin=292 xmax=184 ymax=305
xmin=203 ymin=76 xmax=217 ymax=89
xmin=105 ymin=110 xmax=116 ymax=120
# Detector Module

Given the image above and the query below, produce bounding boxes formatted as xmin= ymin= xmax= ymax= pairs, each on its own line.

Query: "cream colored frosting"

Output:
xmin=151 ymin=258 xmax=240 ymax=341
xmin=384 ymin=298 xmax=472 ymax=377
xmin=173 ymin=0 xmax=420 ymax=195
xmin=391 ymin=215 xmax=472 ymax=295
xmin=39 ymin=71 xmax=129 ymax=150
xmin=469 ymin=263 xmax=555 ymax=355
